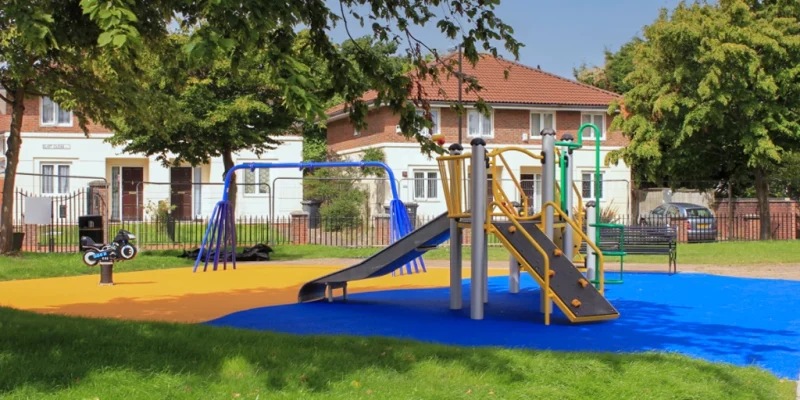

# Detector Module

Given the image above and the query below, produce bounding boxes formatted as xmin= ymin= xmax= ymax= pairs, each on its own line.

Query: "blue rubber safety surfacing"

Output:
xmin=206 ymin=272 xmax=800 ymax=379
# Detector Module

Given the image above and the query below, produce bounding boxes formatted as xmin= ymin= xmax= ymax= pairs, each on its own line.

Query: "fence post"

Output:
xmin=375 ymin=213 xmax=391 ymax=246
xmin=290 ymin=211 xmax=309 ymax=244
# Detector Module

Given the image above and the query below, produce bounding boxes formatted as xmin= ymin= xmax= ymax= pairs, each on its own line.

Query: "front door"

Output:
xmin=121 ymin=167 xmax=144 ymax=221
xmin=170 ymin=167 xmax=193 ymax=220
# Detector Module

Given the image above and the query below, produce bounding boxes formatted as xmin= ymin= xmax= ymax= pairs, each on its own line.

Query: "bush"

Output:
xmin=319 ymin=189 xmax=367 ymax=231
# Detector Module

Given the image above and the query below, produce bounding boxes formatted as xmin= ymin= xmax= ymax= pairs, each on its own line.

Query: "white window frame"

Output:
xmin=580 ymin=170 xmax=605 ymax=200
xmin=466 ymin=109 xmax=494 ymax=139
xmin=40 ymin=97 xmax=73 ymax=127
xmin=241 ymin=164 xmax=270 ymax=197
xmin=411 ymin=168 xmax=439 ymax=201
xmin=40 ymin=162 xmax=71 ymax=195
xmin=416 ymin=108 xmax=441 ymax=138
xmin=529 ymin=111 xmax=556 ymax=140
xmin=580 ymin=112 xmax=606 ymax=141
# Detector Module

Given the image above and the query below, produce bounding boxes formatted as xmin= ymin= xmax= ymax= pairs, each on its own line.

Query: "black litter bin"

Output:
xmin=12 ymin=232 xmax=24 ymax=252
xmin=78 ymin=215 xmax=104 ymax=246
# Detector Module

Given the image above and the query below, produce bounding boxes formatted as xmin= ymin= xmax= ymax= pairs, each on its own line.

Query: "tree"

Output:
xmin=109 ymin=32 xmax=317 ymax=212
xmin=573 ymin=38 xmax=641 ymax=94
xmin=0 ymin=0 xmax=162 ymax=253
xmin=84 ymin=0 xmax=522 ymax=157
xmin=607 ymin=0 xmax=800 ymax=239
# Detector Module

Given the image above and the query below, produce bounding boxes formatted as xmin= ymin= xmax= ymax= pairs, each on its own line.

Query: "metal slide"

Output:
xmin=493 ymin=220 xmax=619 ymax=323
xmin=298 ymin=212 xmax=451 ymax=303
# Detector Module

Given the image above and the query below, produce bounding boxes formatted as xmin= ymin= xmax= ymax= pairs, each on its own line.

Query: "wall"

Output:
xmin=636 ymin=188 xmax=715 ymax=216
xmin=327 ymin=106 xmax=628 ymax=152
xmin=9 ymin=132 xmax=303 ymax=221
xmin=712 ymin=199 xmax=797 ymax=240
xmin=0 ymin=97 xmax=110 ymax=134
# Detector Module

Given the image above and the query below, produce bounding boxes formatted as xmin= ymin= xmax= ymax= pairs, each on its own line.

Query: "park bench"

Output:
xmin=581 ymin=224 xmax=678 ymax=274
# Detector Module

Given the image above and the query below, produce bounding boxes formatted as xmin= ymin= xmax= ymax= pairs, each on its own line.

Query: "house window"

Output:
xmin=520 ymin=173 xmax=542 ymax=213
xmin=243 ymin=168 xmax=269 ymax=195
xmin=580 ymin=113 xmax=605 ymax=140
xmin=415 ymin=108 xmax=440 ymax=138
xmin=467 ymin=109 xmax=493 ymax=138
xmin=530 ymin=112 xmax=555 ymax=138
xmin=41 ymin=163 xmax=70 ymax=194
xmin=413 ymin=170 xmax=438 ymax=200
xmin=41 ymin=97 xmax=73 ymax=127
xmin=581 ymin=171 xmax=604 ymax=199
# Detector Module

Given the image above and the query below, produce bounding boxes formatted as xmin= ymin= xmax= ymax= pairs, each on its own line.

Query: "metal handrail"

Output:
xmin=488 ymin=200 xmax=553 ymax=325
xmin=542 ymin=201 xmax=606 ymax=295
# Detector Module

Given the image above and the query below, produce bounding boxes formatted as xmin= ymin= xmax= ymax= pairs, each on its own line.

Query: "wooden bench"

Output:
xmin=581 ymin=225 xmax=678 ymax=274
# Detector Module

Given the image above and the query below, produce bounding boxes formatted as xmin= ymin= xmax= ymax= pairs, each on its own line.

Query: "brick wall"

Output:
xmin=327 ymin=106 xmax=628 ymax=151
xmin=0 ymin=97 xmax=110 ymax=134
xmin=713 ymin=199 xmax=797 ymax=240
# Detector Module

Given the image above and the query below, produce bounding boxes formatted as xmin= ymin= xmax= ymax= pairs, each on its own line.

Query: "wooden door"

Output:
xmin=121 ymin=167 xmax=144 ymax=221
xmin=170 ymin=167 xmax=193 ymax=221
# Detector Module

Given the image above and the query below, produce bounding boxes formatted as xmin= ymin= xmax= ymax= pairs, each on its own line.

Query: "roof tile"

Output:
xmin=327 ymin=54 xmax=620 ymax=115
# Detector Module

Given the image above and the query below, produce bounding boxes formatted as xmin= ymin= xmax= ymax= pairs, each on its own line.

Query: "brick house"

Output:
xmin=0 ymin=91 xmax=303 ymax=222
xmin=325 ymin=54 xmax=632 ymax=217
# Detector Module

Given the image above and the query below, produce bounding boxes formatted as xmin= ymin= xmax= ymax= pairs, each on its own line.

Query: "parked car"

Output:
xmin=642 ymin=202 xmax=717 ymax=242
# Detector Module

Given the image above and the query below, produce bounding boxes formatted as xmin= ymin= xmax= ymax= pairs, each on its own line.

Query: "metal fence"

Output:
xmin=8 ymin=170 xmax=798 ymax=253
xmin=10 ymin=210 xmax=799 ymax=253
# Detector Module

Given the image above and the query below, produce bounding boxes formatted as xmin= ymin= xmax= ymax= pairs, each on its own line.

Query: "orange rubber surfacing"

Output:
xmin=0 ymin=264 xmax=506 ymax=323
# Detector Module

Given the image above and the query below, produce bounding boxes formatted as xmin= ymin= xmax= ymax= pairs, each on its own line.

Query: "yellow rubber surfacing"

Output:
xmin=0 ymin=264 xmax=507 ymax=323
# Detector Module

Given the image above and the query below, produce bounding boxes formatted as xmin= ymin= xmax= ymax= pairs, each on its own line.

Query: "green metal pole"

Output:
xmin=559 ymin=152 xmax=567 ymax=212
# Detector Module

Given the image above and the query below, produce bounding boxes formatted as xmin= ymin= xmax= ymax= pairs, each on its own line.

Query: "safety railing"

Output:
xmin=436 ymin=153 xmax=472 ymax=219
xmin=542 ymin=201 xmax=606 ymax=294
xmin=488 ymin=200 xmax=555 ymax=325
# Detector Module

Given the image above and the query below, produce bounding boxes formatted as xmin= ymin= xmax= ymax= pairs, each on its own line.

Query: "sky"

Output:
xmin=325 ymin=0 xmax=687 ymax=79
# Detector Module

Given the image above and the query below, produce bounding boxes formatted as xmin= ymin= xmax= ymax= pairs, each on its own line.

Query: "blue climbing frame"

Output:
xmin=193 ymin=161 xmax=424 ymax=275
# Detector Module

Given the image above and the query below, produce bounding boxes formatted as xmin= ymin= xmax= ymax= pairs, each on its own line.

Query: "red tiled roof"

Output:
xmin=326 ymin=53 xmax=620 ymax=116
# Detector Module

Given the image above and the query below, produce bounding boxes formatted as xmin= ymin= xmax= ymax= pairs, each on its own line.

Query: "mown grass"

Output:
xmin=0 ymin=307 xmax=793 ymax=400
xmin=2 ymin=240 xmax=800 ymax=282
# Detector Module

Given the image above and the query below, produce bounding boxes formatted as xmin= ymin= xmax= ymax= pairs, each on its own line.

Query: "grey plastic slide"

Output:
xmin=297 ymin=212 xmax=451 ymax=302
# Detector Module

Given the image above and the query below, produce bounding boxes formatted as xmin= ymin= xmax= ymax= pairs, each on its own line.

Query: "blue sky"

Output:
xmin=325 ymin=0 xmax=686 ymax=79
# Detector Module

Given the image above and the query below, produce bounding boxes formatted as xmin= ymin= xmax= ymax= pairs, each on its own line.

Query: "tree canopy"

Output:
xmin=607 ymin=0 xmax=800 ymax=238
xmin=573 ymin=37 xmax=641 ymax=94
xmin=0 ymin=0 xmax=521 ymax=252
xmin=0 ymin=0 xmax=165 ymax=252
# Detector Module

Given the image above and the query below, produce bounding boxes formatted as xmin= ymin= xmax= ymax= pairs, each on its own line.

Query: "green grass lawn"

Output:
xmin=2 ymin=240 xmax=800 ymax=282
xmin=0 ymin=307 xmax=793 ymax=400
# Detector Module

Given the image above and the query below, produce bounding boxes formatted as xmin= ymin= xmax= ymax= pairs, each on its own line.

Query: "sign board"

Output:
xmin=24 ymin=196 xmax=53 ymax=225
xmin=42 ymin=144 xmax=71 ymax=150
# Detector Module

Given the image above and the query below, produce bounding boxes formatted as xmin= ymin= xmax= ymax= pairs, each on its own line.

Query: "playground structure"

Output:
xmin=435 ymin=125 xmax=625 ymax=325
xmin=198 ymin=124 xmax=626 ymax=325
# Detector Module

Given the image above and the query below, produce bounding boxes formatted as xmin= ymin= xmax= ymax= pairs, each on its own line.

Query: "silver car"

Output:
xmin=646 ymin=202 xmax=717 ymax=242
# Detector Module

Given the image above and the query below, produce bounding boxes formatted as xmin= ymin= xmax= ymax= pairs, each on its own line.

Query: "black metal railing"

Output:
xmin=11 ymin=211 xmax=798 ymax=253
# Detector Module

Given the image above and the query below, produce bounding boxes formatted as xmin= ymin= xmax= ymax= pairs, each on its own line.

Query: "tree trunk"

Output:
xmin=0 ymin=90 xmax=25 ymax=254
xmin=222 ymin=148 xmax=237 ymax=215
xmin=754 ymin=167 xmax=771 ymax=240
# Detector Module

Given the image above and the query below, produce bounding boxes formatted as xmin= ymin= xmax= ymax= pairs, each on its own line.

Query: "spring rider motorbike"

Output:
xmin=80 ymin=229 xmax=138 ymax=285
